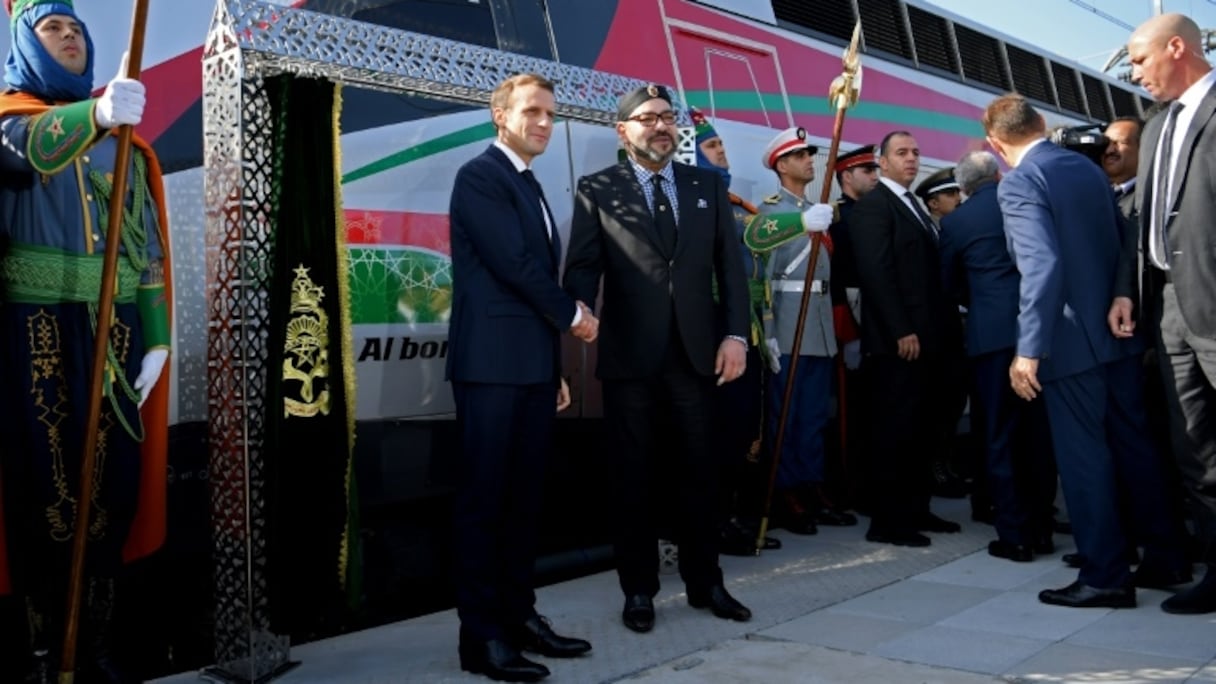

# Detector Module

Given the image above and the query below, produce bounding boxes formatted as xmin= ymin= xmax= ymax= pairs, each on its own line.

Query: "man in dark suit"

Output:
xmin=939 ymin=150 xmax=1056 ymax=563
xmin=1113 ymin=13 xmax=1216 ymax=614
xmin=850 ymin=131 xmax=963 ymax=547
xmin=986 ymin=94 xmax=1189 ymax=609
xmin=447 ymin=73 xmax=596 ymax=682
xmin=564 ymin=84 xmax=752 ymax=633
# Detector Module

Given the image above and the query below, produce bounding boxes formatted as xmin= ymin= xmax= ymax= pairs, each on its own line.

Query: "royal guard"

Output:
xmin=0 ymin=0 xmax=171 ymax=680
xmin=744 ymin=127 xmax=858 ymax=534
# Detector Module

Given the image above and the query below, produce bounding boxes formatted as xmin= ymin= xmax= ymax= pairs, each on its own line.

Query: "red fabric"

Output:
xmin=0 ymin=92 xmax=171 ymax=594
xmin=834 ymin=303 xmax=860 ymax=343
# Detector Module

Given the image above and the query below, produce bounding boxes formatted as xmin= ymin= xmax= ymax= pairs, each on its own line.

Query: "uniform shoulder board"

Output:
xmin=762 ymin=193 xmax=781 ymax=204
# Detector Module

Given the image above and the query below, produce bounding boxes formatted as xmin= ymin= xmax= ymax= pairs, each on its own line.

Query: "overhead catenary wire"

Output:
xmin=1068 ymin=0 xmax=1138 ymax=31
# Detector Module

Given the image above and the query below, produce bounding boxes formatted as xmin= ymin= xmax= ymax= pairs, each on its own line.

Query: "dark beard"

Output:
xmin=626 ymin=138 xmax=675 ymax=165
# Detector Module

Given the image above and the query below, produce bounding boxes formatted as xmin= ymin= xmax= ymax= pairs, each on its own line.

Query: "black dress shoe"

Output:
xmin=815 ymin=507 xmax=859 ymax=527
xmin=1038 ymin=580 xmax=1136 ymax=608
xmin=1133 ymin=563 xmax=1193 ymax=590
xmin=988 ymin=540 xmax=1033 ymax=562
xmin=1162 ymin=571 xmax=1216 ymax=614
xmin=916 ymin=513 xmax=962 ymax=533
xmin=622 ymin=594 xmax=654 ymax=633
xmin=459 ymin=637 xmax=550 ymax=682
xmin=688 ymin=584 xmax=751 ymax=621
xmin=509 ymin=615 xmax=591 ymax=658
xmin=783 ymin=512 xmax=818 ymax=535
xmin=865 ymin=526 xmax=931 ymax=547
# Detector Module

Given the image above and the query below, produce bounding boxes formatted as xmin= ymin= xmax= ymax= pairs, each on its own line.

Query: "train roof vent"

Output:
xmin=772 ymin=0 xmax=855 ymax=43
xmin=858 ymin=0 xmax=913 ymax=61
xmin=1082 ymin=73 xmax=1113 ymax=121
xmin=954 ymin=23 xmax=1010 ymax=90
xmin=1051 ymin=62 xmax=1086 ymax=117
xmin=1109 ymin=86 xmax=1140 ymax=119
xmin=1006 ymin=43 xmax=1053 ymax=105
xmin=906 ymin=4 xmax=958 ymax=75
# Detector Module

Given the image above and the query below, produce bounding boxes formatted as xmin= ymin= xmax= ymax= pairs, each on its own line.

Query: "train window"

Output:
xmin=350 ymin=0 xmax=498 ymax=49
xmin=954 ymin=24 xmax=1010 ymax=91
xmin=1109 ymin=86 xmax=1140 ymax=119
xmin=906 ymin=5 xmax=958 ymax=76
xmin=1082 ymin=73 xmax=1113 ymax=122
xmin=858 ymin=0 xmax=913 ymax=61
xmin=1007 ymin=43 xmax=1053 ymax=106
xmin=772 ymin=0 xmax=856 ymax=43
xmin=1051 ymin=62 xmax=1086 ymax=118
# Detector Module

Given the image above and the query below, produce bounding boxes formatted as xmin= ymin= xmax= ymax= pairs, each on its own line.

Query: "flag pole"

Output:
xmin=59 ymin=1 xmax=151 ymax=680
xmin=756 ymin=20 xmax=863 ymax=552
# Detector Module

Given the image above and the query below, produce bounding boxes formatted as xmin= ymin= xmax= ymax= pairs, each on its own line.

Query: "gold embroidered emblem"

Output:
xmin=46 ymin=115 xmax=65 ymax=142
xmin=763 ymin=218 xmax=779 ymax=234
xmin=762 ymin=193 xmax=780 ymax=204
xmin=283 ymin=264 xmax=331 ymax=418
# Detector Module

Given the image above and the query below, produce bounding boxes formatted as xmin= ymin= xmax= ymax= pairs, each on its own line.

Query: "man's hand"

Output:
xmin=94 ymin=53 xmax=145 ymax=129
xmin=802 ymin=203 xmax=834 ymax=233
xmin=1108 ymin=296 xmax=1136 ymax=339
xmin=134 ymin=348 xmax=169 ymax=407
xmin=1009 ymin=355 xmax=1042 ymax=401
xmin=896 ymin=333 xmax=920 ymax=361
xmin=556 ymin=377 xmax=571 ymax=412
xmin=715 ymin=337 xmax=747 ymax=386
xmin=570 ymin=300 xmax=598 ymax=342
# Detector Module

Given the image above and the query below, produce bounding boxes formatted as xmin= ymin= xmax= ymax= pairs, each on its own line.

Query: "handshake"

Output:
xmin=570 ymin=300 xmax=599 ymax=342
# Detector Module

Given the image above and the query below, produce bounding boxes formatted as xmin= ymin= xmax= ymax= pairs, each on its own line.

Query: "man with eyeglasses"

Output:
xmin=564 ymin=84 xmax=752 ymax=634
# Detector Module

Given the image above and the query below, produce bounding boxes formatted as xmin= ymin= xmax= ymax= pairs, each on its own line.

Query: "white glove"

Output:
xmin=842 ymin=340 xmax=861 ymax=371
xmin=766 ymin=338 xmax=782 ymax=374
xmin=134 ymin=348 xmax=169 ymax=407
xmin=94 ymin=54 xmax=145 ymax=129
xmin=801 ymin=203 xmax=834 ymax=233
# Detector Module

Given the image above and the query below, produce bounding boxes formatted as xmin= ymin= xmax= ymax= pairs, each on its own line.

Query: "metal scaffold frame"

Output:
xmin=201 ymin=0 xmax=691 ymax=680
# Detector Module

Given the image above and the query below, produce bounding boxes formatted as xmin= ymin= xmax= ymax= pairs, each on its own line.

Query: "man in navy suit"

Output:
xmin=984 ymin=94 xmax=1188 ymax=608
xmin=939 ymin=150 xmax=1055 ymax=563
xmin=446 ymin=73 xmax=596 ymax=682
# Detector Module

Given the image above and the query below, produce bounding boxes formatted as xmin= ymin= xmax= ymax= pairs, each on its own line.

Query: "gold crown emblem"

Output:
xmin=290 ymin=264 xmax=326 ymax=313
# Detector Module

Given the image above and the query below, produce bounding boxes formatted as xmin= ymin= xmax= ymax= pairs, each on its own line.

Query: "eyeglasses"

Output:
xmin=626 ymin=111 xmax=677 ymax=127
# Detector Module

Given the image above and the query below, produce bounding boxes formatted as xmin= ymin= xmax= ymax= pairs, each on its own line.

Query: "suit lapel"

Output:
xmin=881 ymin=182 xmax=927 ymax=231
xmin=613 ymin=161 xmax=668 ymax=257
xmin=673 ymin=163 xmax=701 ymax=260
xmin=487 ymin=145 xmax=558 ymax=271
xmin=1168 ymin=86 xmax=1216 ymax=213
xmin=1137 ymin=112 xmax=1165 ymax=238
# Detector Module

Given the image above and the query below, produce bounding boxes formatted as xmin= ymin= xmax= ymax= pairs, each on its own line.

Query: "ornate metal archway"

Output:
xmin=201 ymin=1 xmax=692 ymax=680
